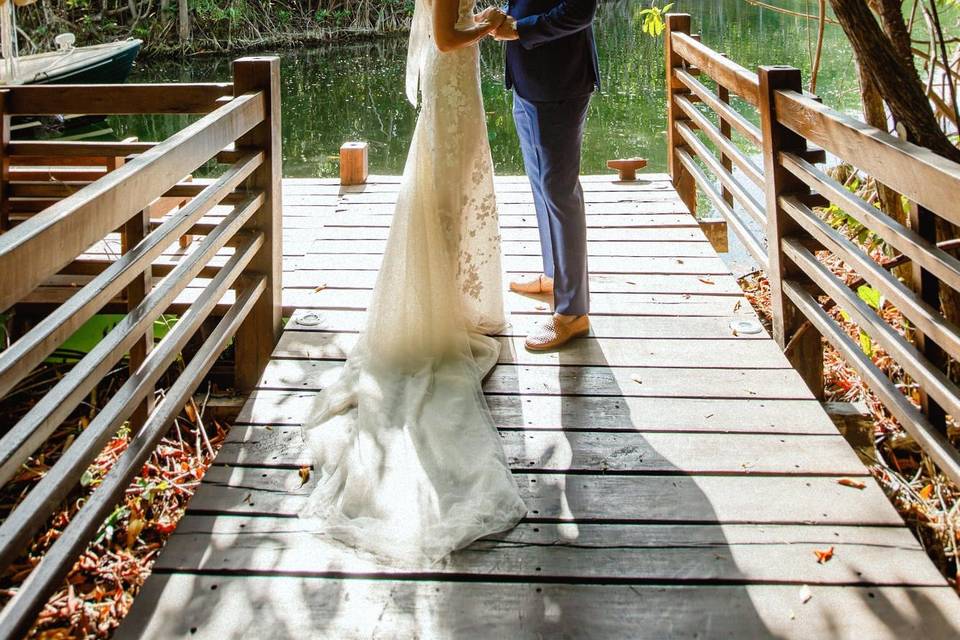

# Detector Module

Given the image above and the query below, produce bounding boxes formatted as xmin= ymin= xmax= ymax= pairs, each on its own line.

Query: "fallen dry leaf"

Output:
xmin=126 ymin=518 xmax=145 ymax=548
xmin=814 ymin=546 xmax=834 ymax=564
xmin=837 ymin=478 xmax=866 ymax=490
xmin=313 ymin=283 xmax=327 ymax=293
xmin=299 ymin=466 xmax=311 ymax=486
xmin=698 ymin=277 xmax=715 ymax=285
xmin=184 ymin=400 xmax=198 ymax=424
xmin=919 ymin=484 xmax=934 ymax=500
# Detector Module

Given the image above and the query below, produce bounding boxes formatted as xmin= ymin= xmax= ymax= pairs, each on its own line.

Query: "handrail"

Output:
xmin=0 ymin=154 xmax=263 ymax=402
xmin=0 ymin=91 xmax=265 ymax=311
xmin=774 ymin=89 xmax=960 ymax=224
xmin=665 ymin=14 xmax=770 ymax=269
xmin=0 ymin=56 xmax=283 ymax=639
xmin=670 ymin=31 xmax=760 ymax=107
xmin=664 ymin=13 xmax=960 ymax=488
xmin=5 ymin=83 xmax=234 ymax=115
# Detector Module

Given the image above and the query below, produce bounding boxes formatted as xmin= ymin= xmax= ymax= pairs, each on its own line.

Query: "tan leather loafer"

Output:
xmin=525 ymin=314 xmax=590 ymax=351
xmin=509 ymin=274 xmax=554 ymax=294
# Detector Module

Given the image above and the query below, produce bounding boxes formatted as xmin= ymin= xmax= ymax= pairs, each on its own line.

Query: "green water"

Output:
xmin=110 ymin=0 xmax=860 ymax=178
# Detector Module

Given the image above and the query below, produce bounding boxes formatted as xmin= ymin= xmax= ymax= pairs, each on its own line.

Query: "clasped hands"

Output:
xmin=475 ymin=6 xmax=518 ymax=41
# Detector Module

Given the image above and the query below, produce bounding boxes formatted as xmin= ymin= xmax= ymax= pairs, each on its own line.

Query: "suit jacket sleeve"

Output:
xmin=515 ymin=0 xmax=597 ymax=50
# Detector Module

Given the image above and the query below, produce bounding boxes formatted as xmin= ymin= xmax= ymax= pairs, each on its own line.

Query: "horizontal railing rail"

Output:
xmin=665 ymin=13 xmax=960 ymax=487
xmin=0 ymin=57 xmax=282 ymax=639
xmin=667 ymin=15 xmax=767 ymax=268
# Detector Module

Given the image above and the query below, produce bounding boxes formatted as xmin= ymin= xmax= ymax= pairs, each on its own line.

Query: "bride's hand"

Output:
xmin=475 ymin=7 xmax=507 ymax=31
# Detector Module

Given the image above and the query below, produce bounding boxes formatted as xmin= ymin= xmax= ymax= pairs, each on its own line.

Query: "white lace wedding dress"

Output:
xmin=298 ymin=0 xmax=527 ymax=564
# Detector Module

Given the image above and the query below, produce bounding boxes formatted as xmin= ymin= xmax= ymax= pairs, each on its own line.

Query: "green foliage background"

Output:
xmin=19 ymin=0 xmax=416 ymax=55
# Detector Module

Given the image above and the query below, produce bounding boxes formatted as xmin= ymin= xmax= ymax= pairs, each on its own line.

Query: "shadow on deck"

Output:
xmin=118 ymin=175 xmax=960 ymax=639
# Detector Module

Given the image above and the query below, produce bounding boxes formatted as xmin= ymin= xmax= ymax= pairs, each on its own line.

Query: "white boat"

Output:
xmin=0 ymin=0 xmax=142 ymax=137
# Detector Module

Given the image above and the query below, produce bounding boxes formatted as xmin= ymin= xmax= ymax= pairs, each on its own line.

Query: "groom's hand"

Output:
xmin=476 ymin=7 xmax=507 ymax=29
xmin=493 ymin=16 xmax=519 ymax=40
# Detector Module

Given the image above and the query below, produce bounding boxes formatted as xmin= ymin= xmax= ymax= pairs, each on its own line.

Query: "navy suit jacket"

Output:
xmin=505 ymin=0 xmax=600 ymax=102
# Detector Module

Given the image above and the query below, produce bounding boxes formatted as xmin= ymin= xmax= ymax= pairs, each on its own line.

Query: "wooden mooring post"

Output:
xmin=340 ymin=141 xmax=368 ymax=185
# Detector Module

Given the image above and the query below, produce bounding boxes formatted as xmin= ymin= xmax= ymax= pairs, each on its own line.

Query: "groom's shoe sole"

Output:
xmin=524 ymin=318 xmax=591 ymax=352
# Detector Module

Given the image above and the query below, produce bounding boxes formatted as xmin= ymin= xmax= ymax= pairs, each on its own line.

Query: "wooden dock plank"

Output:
xmin=283 ymin=270 xmax=745 ymax=294
xmin=310 ymin=239 xmax=715 ymax=257
xmin=271 ymin=334 xmax=791 ymax=368
xmin=285 ymin=289 xmax=751 ymax=316
xmin=119 ymin=575 xmax=960 ymax=640
xmin=152 ymin=518 xmax=942 ymax=586
xmin=233 ymin=390 xmax=840 ymax=435
xmin=255 ymin=359 xmax=814 ymax=400
xmin=217 ymin=426 xmax=867 ymax=475
xmin=293 ymin=253 xmax=731 ymax=274
xmin=285 ymin=309 xmax=763 ymax=339
xmin=189 ymin=466 xmax=903 ymax=525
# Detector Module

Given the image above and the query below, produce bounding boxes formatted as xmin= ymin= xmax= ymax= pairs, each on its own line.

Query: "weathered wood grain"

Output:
xmin=234 ymin=390 xmax=839 ymax=434
xmin=293 ymin=253 xmax=728 ymax=274
xmin=271 ymin=333 xmax=790 ymax=369
xmin=318 ymin=213 xmax=699 ymax=229
xmin=284 ymin=270 xmax=745 ymax=295
xmin=118 ymin=575 xmax=960 ymax=640
xmin=218 ymin=426 xmax=866 ymax=475
xmin=188 ymin=466 xmax=903 ymax=525
xmin=256 ymin=359 xmax=811 ymax=400
xmin=309 ymin=239 xmax=715 ymax=258
xmin=318 ymin=225 xmax=707 ymax=242
xmin=284 ymin=308 xmax=764 ymax=339
xmin=153 ymin=518 xmax=939 ymax=586
xmin=285 ymin=289 xmax=751 ymax=316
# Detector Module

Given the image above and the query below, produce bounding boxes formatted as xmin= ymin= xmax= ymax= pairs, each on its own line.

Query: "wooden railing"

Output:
xmin=666 ymin=13 xmax=960 ymax=486
xmin=0 ymin=57 xmax=282 ymax=637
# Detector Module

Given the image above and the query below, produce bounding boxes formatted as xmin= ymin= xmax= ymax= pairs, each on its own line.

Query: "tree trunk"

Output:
xmin=830 ymin=0 xmax=960 ymax=165
xmin=831 ymin=0 xmax=960 ymax=330
xmin=178 ymin=0 xmax=190 ymax=45
xmin=857 ymin=66 xmax=905 ymax=224
xmin=868 ymin=0 xmax=914 ymax=70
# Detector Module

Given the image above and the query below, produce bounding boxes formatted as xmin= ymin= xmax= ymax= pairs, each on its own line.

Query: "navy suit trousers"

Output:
xmin=512 ymin=91 xmax=591 ymax=316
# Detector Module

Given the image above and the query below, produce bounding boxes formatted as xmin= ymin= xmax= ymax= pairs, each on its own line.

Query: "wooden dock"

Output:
xmin=118 ymin=175 xmax=960 ymax=639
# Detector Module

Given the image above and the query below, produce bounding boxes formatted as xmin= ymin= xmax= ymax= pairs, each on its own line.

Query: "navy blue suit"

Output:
xmin=506 ymin=0 xmax=599 ymax=316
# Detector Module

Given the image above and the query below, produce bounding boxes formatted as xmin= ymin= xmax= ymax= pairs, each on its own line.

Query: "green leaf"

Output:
xmin=857 ymin=285 xmax=882 ymax=310
xmin=858 ymin=330 xmax=873 ymax=356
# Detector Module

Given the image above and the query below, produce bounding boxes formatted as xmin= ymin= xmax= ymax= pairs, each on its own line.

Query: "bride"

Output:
xmin=298 ymin=0 xmax=527 ymax=563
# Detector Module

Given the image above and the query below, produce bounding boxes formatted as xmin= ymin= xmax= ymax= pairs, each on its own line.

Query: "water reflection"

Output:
xmin=110 ymin=0 xmax=859 ymax=178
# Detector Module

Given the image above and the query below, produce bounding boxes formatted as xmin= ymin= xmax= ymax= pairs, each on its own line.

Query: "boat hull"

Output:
xmin=10 ymin=40 xmax=142 ymax=139
xmin=32 ymin=40 xmax=140 ymax=85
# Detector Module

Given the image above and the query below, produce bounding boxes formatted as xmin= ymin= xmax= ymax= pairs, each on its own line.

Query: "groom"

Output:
xmin=493 ymin=0 xmax=600 ymax=351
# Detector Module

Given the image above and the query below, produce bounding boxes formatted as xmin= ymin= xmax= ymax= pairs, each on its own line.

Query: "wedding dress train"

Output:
xmin=299 ymin=0 xmax=527 ymax=564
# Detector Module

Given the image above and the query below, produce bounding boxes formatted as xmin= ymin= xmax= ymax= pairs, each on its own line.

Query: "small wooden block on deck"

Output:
xmin=339 ymin=142 xmax=368 ymax=186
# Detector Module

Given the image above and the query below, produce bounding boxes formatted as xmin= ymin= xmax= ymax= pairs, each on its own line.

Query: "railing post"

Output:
xmin=665 ymin=13 xmax=696 ymax=216
xmin=121 ymin=205 xmax=155 ymax=429
xmin=897 ymin=129 xmax=949 ymax=433
xmin=109 ymin=143 xmax=155 ymax=429
xmin=233 ymin=57 xmax=283 ymax=393
xmin=717 ymin=55 xmax=734 ymax=208
xmin=758 ymin=65 xmax=824 ymax=399
xmin=0 ymin=89 xmax=8 ymax=233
